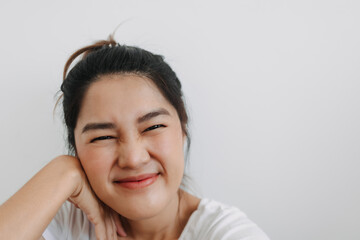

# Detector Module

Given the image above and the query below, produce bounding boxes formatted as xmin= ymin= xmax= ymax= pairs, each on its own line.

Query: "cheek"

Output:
xmin=78 ymin=145 xmax=115 ymax=183
xmin=149 ymin=129 xmax=185 ymax=176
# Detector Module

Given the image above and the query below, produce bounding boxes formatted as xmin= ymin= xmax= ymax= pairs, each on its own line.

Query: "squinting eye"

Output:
xmin=144 ymin=124 xmax=165 ymax=132
xmin=90 ymin=136 xmax=115 ymax=143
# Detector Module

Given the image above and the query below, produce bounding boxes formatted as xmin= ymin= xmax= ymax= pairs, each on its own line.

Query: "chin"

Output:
xmin=114 ymin=193 xmax=173 ymax=221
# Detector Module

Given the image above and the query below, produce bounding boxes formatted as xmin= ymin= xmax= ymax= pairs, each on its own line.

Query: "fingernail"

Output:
xmin=117 ymin=229 xmax=127 ymax=237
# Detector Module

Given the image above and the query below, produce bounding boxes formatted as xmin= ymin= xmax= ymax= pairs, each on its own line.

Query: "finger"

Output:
xmin=93 ymin=219 xmax=107 ymax=240
xmin=87 ymin=214 xmax=108 ymax=240
xmin=104 ymin=211 xmax=116 ymax=240
xmin=86 ymin=203 xmax=108 ymax=240
xmin=67 ymin=199 xmax=79 ymax=208
xmin=112 ymin=212 xmax=127 ymax=237
xmin=110 ymin=214 xmax=118 ymax=240
xmin=68 ymin=169 xmax=110 ymax=239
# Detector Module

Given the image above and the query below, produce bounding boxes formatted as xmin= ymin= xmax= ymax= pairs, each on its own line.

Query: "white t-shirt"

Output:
xmin=43 ymin=199 xmax=270 ymax=240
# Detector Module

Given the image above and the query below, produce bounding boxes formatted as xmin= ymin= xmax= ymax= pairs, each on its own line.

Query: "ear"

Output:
xmin=182 ymin=131 xmax=186 ymax=145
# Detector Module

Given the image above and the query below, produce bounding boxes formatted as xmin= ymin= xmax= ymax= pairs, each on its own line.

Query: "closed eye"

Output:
xmin=144 ymin=124 xmax=165 ymax=132
xmin=90 ymin=136 xmax=115 ymax=143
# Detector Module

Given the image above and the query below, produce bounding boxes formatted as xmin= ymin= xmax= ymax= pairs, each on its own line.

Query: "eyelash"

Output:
xmin=144 ymin=124 xmax=165 ymax=132
xmin=90 ymin=124 xmax=165 ymax=143
xmin=90 ymin=136 xmax=114 ymax=143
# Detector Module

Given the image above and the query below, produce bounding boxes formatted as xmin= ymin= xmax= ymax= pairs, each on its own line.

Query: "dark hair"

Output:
xmin=59 ymin=36 xmax=190 ymax=155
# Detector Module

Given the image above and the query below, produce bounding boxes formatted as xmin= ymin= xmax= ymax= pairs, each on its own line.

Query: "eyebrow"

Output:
xmin=137 ymin=108 xmax=170 ymax=124
xmin=81 ymin=108 xmax=171 ymax=134
xmin=82 ymin=122 xmax=115 ymax=134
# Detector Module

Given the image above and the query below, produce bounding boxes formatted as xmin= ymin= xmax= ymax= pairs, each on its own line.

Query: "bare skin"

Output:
xmin=0 ymin=74 xmax=200 ymax=240
xmin=0 ymin=155 xmax=125 ymax=240
xmin=119 ymin=191 xmax=200 ymax=240
xmin=73 ymin=74 xmax=200 ymax=239
xmin=0 ymin=156 xmax=199 ymax=240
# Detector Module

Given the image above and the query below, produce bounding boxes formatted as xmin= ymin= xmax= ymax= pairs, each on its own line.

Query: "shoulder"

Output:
xmin=42 ymin=201 xmax=96 ymax=240
xmin=180 ymin=199 xmax=270 ymax=240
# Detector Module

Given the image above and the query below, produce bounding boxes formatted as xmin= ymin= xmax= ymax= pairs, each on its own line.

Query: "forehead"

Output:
xmin=76 ymin=74 xmax=175 ymax=124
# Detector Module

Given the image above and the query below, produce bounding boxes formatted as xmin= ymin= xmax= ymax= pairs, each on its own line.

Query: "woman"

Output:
xmin=0 ymin=36 xmax=270 ymax=240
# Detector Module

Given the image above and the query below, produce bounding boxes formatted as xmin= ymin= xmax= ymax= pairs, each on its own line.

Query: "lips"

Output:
xmin=114 ymin=173 xmax=159 ymax=189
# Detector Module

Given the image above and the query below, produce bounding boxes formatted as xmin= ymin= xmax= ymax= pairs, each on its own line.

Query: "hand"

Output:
xmin=66 ymin=156 xmax=127 ymax=239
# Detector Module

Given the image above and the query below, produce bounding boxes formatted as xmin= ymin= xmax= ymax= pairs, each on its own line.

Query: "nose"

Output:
xmin=116 ymin=138 xmax=150 ymax=169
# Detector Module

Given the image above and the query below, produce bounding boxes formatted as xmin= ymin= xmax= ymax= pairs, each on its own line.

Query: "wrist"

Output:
xmin=49 ymin=155 xmax=84 ymax=199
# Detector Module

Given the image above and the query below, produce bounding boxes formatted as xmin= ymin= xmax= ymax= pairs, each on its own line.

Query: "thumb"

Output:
xmin=112 ymin=211 xmax=127 ymax=237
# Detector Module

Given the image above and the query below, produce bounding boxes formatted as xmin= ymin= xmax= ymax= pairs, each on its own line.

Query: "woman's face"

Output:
xmin=74 ymin=74 xmax=185 ymax=220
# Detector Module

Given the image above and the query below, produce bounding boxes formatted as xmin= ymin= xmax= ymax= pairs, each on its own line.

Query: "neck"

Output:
xmin=121 ymin=190 xmax=200 ymax=240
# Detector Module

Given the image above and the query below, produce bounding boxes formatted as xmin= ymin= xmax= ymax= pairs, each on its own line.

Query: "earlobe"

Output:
xmin=182 ymin=133 xmax=189 ymax=152
xmin=182 ymin=132 xmax=186 ymax=145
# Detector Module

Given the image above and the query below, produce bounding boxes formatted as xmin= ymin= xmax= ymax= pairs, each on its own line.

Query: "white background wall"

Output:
xmin=1 ymin=1 xmax=359 ymax=239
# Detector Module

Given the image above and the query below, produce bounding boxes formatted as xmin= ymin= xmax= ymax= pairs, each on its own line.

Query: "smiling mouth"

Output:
xmin=114 ymin=173 xmax=160 ymax=189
